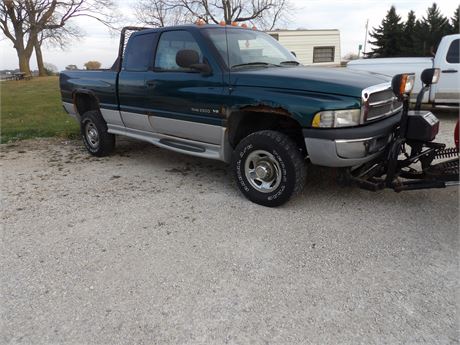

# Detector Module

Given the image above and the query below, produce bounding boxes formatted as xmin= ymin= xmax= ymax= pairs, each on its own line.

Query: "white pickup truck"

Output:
xmin=347 ymin=34 xmax=459 ymax=106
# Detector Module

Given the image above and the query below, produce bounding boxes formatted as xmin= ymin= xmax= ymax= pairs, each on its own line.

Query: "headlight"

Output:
xmin=312 ymin=109 xmax=361 ymax=128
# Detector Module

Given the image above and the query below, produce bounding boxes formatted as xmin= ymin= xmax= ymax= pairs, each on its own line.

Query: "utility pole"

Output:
xmin=363 ymin=19 xmax=369 ymax=57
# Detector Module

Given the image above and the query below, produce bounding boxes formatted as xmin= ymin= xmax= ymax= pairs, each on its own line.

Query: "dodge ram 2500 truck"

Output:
xmin=60 ymin=24 xmax=406 ymax=207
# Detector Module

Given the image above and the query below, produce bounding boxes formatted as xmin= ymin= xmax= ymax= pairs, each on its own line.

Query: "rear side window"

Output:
xmin=154 ymin=31 xmax=203 ymax=71
xmin=446 ymin=39 xmax=459 ymax=64
xmin=124 ymin=33 xmax=157 ymax=71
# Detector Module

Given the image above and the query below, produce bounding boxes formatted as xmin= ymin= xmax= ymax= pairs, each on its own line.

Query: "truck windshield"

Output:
xmin=204 ymin=28 xmax=298 ymax=69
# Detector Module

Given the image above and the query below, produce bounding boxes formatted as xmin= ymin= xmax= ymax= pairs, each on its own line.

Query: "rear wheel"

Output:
xmin=232 ymin=130 xmax=306 ymax=207
xmin=80 ymin=110 xmax=115 ymax=157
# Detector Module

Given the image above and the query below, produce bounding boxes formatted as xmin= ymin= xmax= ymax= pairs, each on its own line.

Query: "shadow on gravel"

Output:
xmin=111 ymin=138 xmax=366 ymax=204
xmin=63 ymin=129 xmax=457 ymax=209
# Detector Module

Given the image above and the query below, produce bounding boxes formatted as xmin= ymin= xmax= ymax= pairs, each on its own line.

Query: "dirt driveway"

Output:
xmin=1 ymin=113 xmax=458 ymax=345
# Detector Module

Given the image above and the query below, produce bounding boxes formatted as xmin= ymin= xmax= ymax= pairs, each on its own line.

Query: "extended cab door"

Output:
xmin=432 ymin=36 xmax=460 ymax=104
xmin=143 ymin=29 xmax=226 ymax=145
xmin=118 ymin=31 xmax=158 ymax=130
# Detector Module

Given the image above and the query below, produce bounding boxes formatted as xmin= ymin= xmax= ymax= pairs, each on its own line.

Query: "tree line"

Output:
xmin=0 ymin=0 xmax=119 ymax=76
xmin=1 ymin=0 xmax=289 ymax=77
xmin=367 ymin=3 xmax=459 ymax=58
xmin=2 ymin=1 xmax=458 ymax=75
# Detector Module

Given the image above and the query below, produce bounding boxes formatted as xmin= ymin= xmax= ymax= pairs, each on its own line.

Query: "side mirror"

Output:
xmin=291 ymin=51 xmax=297 ymax=57
xmin=176 ymin=49 xmax=200 ymax=67
xmin=176 ymin=49 xmax=212 ymax=75
xmin=421 ymin=68 xmax=440 ymax=86
xmin=391 ymin=73 xmax=415 ymax=100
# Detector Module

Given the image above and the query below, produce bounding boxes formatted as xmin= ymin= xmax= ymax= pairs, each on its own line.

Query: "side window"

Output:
xmin=155 ymin=31 xmax=203 ymax=71
xmin=124 ymin=33 xmax=157 ymax=72
xmin=446 ymin=39 xmax=459 ymax=64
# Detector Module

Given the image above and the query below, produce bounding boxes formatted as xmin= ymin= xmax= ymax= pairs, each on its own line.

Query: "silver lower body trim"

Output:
xmin=149 ymin=115 xmax=223 ymax=145
xmin=62 ymin=102 xmax=78 ymax=120
xmin=101 ymin=108 xmax=124 ymax=126
xmin=107 ymin=124 xmax=230 ymax=162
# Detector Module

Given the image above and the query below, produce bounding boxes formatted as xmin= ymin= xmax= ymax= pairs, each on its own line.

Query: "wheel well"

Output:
xmin=73 ymin=92 xmax=99 ymax=116
xmin=228 ymin=111 xmax=306 ymax=153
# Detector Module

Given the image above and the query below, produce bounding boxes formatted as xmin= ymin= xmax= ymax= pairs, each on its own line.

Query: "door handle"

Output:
xmin=442 ymin=69 xmax=458 ymax=73
xmin=146 ymin=80 xmax=157 ymax=87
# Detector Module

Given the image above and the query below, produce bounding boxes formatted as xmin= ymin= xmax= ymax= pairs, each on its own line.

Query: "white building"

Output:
xmin=268 ymin=29 xmax=341 ymax=66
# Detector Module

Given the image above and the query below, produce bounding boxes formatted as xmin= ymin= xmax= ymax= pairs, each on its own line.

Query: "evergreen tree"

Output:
xmin=450 ymin=5 xmax=459 ymax=33
xmin=367 ymin=6 xmax=404 ymax=57
xmin=412 ymin=20 xmax=426 ymax=56
xmin=417 ymin=3 xmax=451 ymax=56
xmin=402 ymin=10 xmax=418 ymax=56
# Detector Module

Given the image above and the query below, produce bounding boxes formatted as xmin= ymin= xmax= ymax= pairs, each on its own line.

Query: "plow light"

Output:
xmin=391 ymin=73 xmax=415 ymax=99
xmin=421 ymin=68 xmax=440 ymax=85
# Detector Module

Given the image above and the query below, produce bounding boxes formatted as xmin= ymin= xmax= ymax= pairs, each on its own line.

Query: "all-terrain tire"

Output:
xmin=232 ymin=130 xmax=306 ymax=207
xmin=80 ymin=110 xmax=115 ymax=157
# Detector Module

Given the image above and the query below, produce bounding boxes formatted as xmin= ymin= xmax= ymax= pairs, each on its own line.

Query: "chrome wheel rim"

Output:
xmin=244 ymin=150 xmax=282 ymax=193
xmin=85 ymin=121 xmax=99 ymax=149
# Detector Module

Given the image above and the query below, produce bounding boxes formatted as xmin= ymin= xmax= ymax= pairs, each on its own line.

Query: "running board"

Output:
xmin=107 ymin=125 xmax=223 ymax=161
xmin=159 ymin=138 xmax=205 ymax=153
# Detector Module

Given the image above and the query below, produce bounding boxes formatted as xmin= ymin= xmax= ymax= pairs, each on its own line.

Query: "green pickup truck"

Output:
xmin=59 ymin=25 xmax=419 ymax=206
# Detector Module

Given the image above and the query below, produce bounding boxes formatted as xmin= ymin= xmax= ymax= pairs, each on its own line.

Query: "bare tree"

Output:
xmin=135 ymin=0 xmax=193 ymax=27
xmin=136 ymin=0 xmax=290 ymax=30
xmin=34 ymin=18 xmax=84 ymax=76
xmin=0 ymin=0 xmax=56 ymax=76
xmin=0 ymin=0 xmax=118 ymax=77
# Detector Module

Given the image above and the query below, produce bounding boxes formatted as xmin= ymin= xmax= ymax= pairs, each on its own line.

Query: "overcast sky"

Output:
xmin=0 ymin=0 xmax=458 ymax=71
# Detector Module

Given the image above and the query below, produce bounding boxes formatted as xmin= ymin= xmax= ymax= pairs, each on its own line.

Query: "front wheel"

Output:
xmin=232 ymin=130 xmax=306 ymax=207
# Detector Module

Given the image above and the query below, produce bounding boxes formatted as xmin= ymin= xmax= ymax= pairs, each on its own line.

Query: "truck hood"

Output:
xmin=230 ymin=66 xmax=391 ymax=98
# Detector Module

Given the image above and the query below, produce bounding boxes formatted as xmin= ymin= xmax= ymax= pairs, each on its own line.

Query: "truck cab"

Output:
xmin=431 ymin=34 xmax=459 ymax=104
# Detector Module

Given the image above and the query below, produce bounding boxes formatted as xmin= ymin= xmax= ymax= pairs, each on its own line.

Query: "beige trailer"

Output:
xmin=268 ymin=29 xmax=341 ymax=66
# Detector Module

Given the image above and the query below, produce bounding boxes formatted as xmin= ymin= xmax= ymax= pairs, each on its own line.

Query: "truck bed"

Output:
xmin=59 ymin=70 xmax=118 ymax=109
xmin=347 ymin=57 xmax=433 ymax=102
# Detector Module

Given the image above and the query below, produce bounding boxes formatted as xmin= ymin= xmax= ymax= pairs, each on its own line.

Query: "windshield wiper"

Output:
xmin=231 ymin=62 xmax=280 ymax=69
xmin=279 ymin=60 xmax=300 ymax=66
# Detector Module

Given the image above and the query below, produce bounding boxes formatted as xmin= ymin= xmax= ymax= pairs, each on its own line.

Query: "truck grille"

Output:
xmin=362 ymin=84 xmax=402 ymax=122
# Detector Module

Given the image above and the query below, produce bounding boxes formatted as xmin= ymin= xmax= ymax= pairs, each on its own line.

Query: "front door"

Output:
xmin=144 ymin=29 xmax=226 ymax=145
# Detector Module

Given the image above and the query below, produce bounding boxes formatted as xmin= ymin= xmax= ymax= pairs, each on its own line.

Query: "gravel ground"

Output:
xmin=1 ymin=112 xmax=458 ymax=345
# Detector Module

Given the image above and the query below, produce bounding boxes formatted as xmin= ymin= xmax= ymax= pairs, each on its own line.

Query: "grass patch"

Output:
xmin=1 ymin=76 xmax=79 ymax=143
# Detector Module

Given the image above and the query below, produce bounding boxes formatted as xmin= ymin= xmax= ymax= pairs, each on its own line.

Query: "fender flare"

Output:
xmin=71 ymin=89 xmax=101 ymax=119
